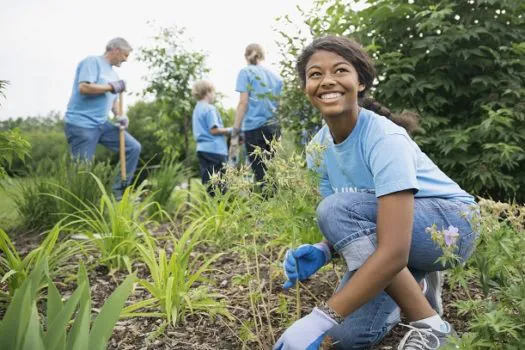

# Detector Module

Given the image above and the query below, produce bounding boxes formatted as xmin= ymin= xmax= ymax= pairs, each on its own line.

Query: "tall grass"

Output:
xmin=9 ymin=157 xmax=113 ymax=231
xmin=61 ymin=174 xmax=163 ymax=272
xmin=149 ymin=157 xmax=191 ymax=213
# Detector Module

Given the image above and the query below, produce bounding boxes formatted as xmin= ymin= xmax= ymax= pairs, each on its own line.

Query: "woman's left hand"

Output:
xmin=273 ymin=307 xmax=337 ymax=350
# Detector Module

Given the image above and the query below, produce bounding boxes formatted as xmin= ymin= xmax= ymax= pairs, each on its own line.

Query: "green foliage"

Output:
xmin=183 ymin=183 xmax=252 ymax=246
xmin=183 ymin=136 xmax=323 ymax=248
xmin=126 ymin=100 xmax=166 ymax=166
xmin=137 ymin=25 xmax=208 ymax=161
xmin=148 ymin=157 xmax=190 ymax=213
xmin=0 ymin=128 xmax=30 ymax=179
xmin=446 ymin=199 xmax=525 ymax=348
xmin=0 ymin=259 xmax=135 ymax=350
xmin=62 ymin=174 xmax=162 ymax=272
xmin=122 ymin=222 xmax=231 ymax=327
xmin=277 ymin=0 xmax=525 ymax=202
xmin=0 ymin=113 xmax=113 ymax=177
xmin=9 ymin=157 xmax=113 ymax=231
xmin=0 ymin=224 xmax=84 ymax=301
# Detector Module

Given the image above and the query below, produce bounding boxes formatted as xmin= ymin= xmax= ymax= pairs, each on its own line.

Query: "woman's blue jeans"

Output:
xmin=64 ymin=122 xmax=142 ymax=199
xmin=316 ymin=192 xmax=479 ymax=349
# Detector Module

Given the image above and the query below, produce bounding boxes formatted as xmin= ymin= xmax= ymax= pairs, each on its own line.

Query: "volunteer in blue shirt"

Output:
xmin=230 ymin=43 xmax=283 ymax=187
xmin=275 ymin=36 xmax=480 ymax=350
xmin=64 ymin=37 xmax=141 ymax=200
xmin=191 ymin=80 xmax=232 ymax=196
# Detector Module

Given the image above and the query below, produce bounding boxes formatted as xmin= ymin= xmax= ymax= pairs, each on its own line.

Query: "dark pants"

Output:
xmin=197 ymin=151 xmax=227 ymax=196
xmin=244 ymin=123 xmax=281 ymax=185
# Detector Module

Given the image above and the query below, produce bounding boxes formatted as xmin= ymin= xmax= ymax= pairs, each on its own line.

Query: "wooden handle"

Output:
xmin=118 ymin=93 xmax=126 ymax=182
xmin=119 ymin=128 xmax=127 ymax=181
xmin=118 ymin=93 xmax=124 ymax=116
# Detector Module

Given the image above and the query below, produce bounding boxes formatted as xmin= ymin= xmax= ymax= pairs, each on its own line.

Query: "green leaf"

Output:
xmin=88 ymin=274 xmax=135 ymax=350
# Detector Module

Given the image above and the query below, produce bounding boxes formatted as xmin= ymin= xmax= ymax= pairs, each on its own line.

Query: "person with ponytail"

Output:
xmin=275 ymin=35 xmax=479 ymax=350
xmin=230 ymin=43 xmax=283 ymax=187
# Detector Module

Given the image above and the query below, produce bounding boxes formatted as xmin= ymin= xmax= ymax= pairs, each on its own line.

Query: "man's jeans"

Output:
xmin=64 ymin=122 xmax=141 ymax=199
xmin=316 ymin=192 xmax=479 ymax=349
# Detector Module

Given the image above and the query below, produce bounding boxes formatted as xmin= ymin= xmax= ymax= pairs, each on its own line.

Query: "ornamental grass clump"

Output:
xmin=0 ymin=224 xmax=85 ymax=301
xmin=122 ymin=221 xmax=231 ymax=327
xmin=0 ymin=259 xmax=135 ymax=350
xmin=61 ymin=173 xmax=164 ymax=272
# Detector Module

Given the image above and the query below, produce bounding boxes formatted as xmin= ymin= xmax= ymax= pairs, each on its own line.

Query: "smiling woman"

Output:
xmin=274 ymin=35 xmax=480 ymax=350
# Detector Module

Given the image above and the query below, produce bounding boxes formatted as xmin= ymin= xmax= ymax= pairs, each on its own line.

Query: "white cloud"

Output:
xmin=0 ymin=0 xmax=314 ymax=120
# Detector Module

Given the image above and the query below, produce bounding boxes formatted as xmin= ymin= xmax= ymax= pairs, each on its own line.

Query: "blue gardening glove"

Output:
xmin=283 ymin=243 xmax=331 ymax=290
xmin=117 ymin=115 xmax=129 ymax=129
xmin=109 ymin=80 xmax=126 ymax=93
xmin=273 ymin=307 xmax=337 ymax=350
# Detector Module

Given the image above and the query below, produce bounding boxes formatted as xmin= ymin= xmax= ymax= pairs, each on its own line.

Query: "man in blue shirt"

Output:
xmin=64 ymin=37 xmax=141 ymax=200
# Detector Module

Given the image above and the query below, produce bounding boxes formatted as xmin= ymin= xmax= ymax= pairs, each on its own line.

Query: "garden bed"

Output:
xmin=5 ymin=227 xmax=478 ymax=350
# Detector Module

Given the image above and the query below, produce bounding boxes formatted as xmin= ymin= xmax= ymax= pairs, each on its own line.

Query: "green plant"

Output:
xmin=0 ymin=224 xmax=85 ymax=301
xmin=0 ymin=128 xmax=30 ymax=179
xmin=138 ymin=25 xmax=208 ymax=161
xmin=149 ymin=157 xmax=191 ymax=212
xmin=62 ymin=174 xmax=162 ymax=272
xmin=444 ymin=199 xmax=525 ymax=348
xmin=0 ymin=259 xmax=135 ymax=350
xmin=10 ymin=157 xmax=113 ymax=231
xmin=122 ymin=221 xmax=231 ymax=327
xmin=182 ymin=182 xmax=252 ymax=246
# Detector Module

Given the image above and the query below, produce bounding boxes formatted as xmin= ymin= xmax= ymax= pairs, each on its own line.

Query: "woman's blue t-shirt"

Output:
xmin=235 ymin=64 xmax=282 ymax=131
xmin=307 ymin=108 xmax=476 ymax=205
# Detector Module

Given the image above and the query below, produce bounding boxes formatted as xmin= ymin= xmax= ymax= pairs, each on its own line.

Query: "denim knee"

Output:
xmin=128 ymin=139 xmax=141 ymax=155
xmin=316 ymin=192 xmax=377 ymax=250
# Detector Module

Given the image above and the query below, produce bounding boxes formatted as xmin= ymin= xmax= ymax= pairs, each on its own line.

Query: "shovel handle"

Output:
xmin=118 ymin=93 xmax=126 ymax=181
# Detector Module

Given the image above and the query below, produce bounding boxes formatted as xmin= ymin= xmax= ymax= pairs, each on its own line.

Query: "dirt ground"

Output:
xmin=3 ymin=228 xmax=475 ymax=350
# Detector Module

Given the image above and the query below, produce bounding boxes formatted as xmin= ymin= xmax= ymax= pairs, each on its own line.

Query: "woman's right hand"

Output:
xmin=282 ymin=242 xmax=332 ymax=289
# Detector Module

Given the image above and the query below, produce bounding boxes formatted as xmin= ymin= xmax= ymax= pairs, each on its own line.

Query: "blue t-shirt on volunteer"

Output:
xmin=65 ymin=56 xmax=119 ymax=128
xmin=307 ymin=108 xmax=476 ymax=205
xmin=192 ymin=100 xmax=228 ymax=156
xmin=235 ymin=64 xmax=283 ymax=131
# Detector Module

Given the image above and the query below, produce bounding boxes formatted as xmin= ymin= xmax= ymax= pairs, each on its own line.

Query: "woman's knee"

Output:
xmin=316 ymin=192 xmax=377 ymax=246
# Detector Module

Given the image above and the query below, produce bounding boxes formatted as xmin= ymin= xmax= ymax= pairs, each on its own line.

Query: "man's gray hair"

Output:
xmin=105 ymin=37 xmax=133 ymax=53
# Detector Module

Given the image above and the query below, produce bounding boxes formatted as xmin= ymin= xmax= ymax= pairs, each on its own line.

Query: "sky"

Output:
xmin=0 ymin=0 xmax=315 ymax=120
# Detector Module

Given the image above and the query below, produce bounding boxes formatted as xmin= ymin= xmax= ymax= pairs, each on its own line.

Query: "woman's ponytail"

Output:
xmin=359 ymin=97 xmax=421 ymax=135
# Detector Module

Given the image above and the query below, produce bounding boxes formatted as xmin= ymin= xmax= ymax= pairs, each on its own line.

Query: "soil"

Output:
xmin=2 ymin=227 xmax=478 ymax=350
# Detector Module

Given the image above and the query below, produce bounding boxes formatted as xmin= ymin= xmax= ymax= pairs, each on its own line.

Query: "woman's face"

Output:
xmin=304 ymin=50 xmax=364 ymax=118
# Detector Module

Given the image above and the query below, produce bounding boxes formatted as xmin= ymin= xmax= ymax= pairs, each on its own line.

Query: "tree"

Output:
xmin=137 ymin=26 xmax=208 ymax=165
xmin=277 ymin=0 xmax=525 ymax=202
